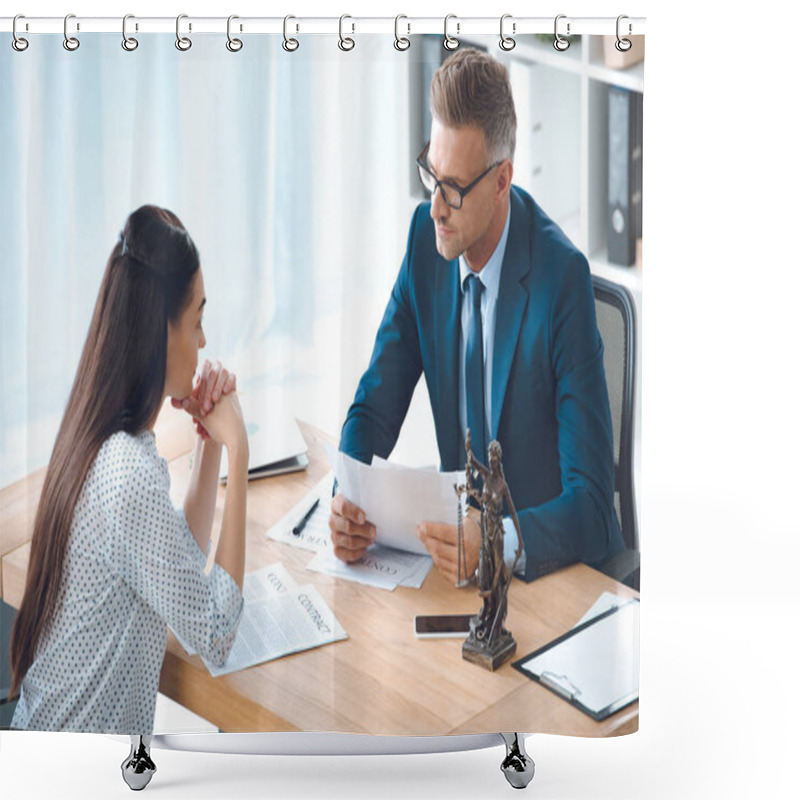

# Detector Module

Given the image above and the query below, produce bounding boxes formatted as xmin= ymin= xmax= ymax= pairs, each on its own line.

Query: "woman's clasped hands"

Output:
xmin=171 ymin=359 xmax=246 ymax=451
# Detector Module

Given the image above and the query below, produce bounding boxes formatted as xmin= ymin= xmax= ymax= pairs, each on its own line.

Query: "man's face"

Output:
xmin=427 ymin=120 xmax=498 ymax=268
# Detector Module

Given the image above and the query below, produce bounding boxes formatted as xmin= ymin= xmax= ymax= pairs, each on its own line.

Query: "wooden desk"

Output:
xmin=0 ymin=403 xmax=638 ymax=737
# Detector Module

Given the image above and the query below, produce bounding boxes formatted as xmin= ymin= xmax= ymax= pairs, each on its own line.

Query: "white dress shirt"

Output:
xmin=458 ymin=204 xmax=525 ymax=573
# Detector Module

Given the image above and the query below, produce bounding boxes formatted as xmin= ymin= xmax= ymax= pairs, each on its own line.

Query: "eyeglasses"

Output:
xmin=415 ymin=141 xmax=502 ymax=210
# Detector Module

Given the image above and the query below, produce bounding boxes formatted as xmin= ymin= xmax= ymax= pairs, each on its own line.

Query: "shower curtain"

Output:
xmin=1 ymin=15 xmax=643 ymax=754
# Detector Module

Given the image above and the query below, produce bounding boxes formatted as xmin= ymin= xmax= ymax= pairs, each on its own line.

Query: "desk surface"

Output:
xmin=0 ymin=402 xmax=639 ymax=737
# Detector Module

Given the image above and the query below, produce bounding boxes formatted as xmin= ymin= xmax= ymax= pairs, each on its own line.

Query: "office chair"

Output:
xmin=593 ymin=275 xmax=640 ymax=591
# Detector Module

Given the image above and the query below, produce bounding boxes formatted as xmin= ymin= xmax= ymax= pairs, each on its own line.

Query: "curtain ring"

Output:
xmin=443 ymin=14 xmax=459 ymax=51
xmin=283 ymin=15 xmax=299 ymax=52
xmin=339 ymin=15 xmax=355 ymax=51
xmin=122 ymin=14 xmax=138 ymax=51
xmin=176 ymin=14 xmax=192 ymax=51
xmin=553 ymin=14 xmax=570 ymax=52
xmin=499 ymin=14 xmax=515 ymax=51
xmin=394 ymin=14 xmax=410 ymax=51
xmin=226 ymin=15 xmax=243 ymax=52
xmin=12 ymin=14 xmax=29 ymax=52
xmin=615 ymin=15 xmax=632 ymax=52
xmin=63 ymin=14 xmax=80 ymax=51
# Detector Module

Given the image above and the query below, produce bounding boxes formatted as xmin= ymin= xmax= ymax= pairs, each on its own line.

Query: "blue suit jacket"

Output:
xmin=340 ymin=186 xmax=625 ymax=581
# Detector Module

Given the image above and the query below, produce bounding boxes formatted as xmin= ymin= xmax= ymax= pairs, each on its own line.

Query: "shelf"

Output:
xmin=589 ymin=252 xmax=643 ymax=296
xmin=586 ymin=60 xmax=644 ymax=93
xmin=505 ymin=36 xmax=585 ymax=76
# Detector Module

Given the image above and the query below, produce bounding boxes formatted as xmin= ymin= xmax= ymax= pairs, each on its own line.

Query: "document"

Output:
xmin=265 ymin=472 xmax=335 ymax=553
xmin=178 ymin=562 xmax=347 ymax=675
xmin=306 ymin=545 xmax=433 ymax=591
xmin=514 ymin=599 xmax=640 ymax=721
xmin=325 ymin=444 xmax=464 ymax=556
xmin=204 ymin=578 xmax=348 ymax=678
xmin=244 ymin=561 xmax=300 ymax=601
xmin=576 ymin=591 xmax=631 ymax=627
xmin=174 ymin=562 xmax=300 ymax=657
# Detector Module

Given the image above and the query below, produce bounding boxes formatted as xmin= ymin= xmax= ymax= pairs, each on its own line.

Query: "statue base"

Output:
xmin=462 ymin=629 xmax=517 ymax=671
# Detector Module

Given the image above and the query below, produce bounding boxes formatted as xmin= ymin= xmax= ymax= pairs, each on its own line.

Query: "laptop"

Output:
xmin=219 ymin=387 xmax=308 ymax=482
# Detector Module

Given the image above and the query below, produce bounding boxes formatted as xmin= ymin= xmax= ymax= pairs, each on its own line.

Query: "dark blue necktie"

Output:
xmin=465 ymin=273 xmax=486 ymax=465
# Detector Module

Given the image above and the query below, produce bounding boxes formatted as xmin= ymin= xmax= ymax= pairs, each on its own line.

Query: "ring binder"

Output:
xmin=615 ymin=15 xmax=633 ymax=52
xmin=63 ymin=14 xmax=79 ymax=51
xmin=394 ymin=15 xmax=410 ymax=51
xmin=175 ymin=14 xmax=191 ymax=51
xmin=554 ymin=14 xmax=570 ymax=51
xmin=443 ymin=14 xmax=459 ymax=51
xmin=282 ymin=15 xmax=298 ymax=52
xmin=121 ymin=14 xmax=138 ymax=51
xmin=338 ymin=14 xmax=355 ymax=52
xmin=499 ymin=14 xmax=516 ymax=51
xmin=226 ymin=15 xmax=242 ymax=52
xmin=12 ymin=14 xmax=28 ymax=51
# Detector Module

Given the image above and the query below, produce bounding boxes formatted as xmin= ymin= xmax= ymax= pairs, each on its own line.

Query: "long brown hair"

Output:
xmin=9 ymin=205 xmax=200 ymax=697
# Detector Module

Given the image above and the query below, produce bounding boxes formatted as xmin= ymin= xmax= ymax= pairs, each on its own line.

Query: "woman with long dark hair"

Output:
xmin=9 ymin=205 xmax=248 ymax=734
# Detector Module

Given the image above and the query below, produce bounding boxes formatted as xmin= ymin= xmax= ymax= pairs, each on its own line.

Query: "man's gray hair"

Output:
xmin=430 ymin=48 xmax=517 ymax=164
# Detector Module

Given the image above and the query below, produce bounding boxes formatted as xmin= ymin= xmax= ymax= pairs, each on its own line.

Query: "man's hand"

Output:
xmin=416 ymin=513 xmax=481 ymax=586
xmin=329 ymin=493 xmax=376 ymax=562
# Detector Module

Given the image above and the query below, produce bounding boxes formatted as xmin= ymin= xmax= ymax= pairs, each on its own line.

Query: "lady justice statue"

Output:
xmin=456 ymin=430 xmax=524 ymax=670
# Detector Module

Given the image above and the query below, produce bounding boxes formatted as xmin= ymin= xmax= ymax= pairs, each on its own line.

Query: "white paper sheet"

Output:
xmin=265 ymin=472 xmax=335 ymax=553
xmin=174 ymin=562 xmax=301 ymax=657
xmin=576 ymin=591 xmax=630 ymax=627
xmin=324 ymin=444 xmax=464 ymax=556
xmin=203 ymin=582 xmax=347 ymax=678
xmin=518 ymin=599 xmax=640 ymax=716
xmin=306 ymin=545 xmax=433 ymax=591
xmin=243 ymin=561 xmax=300 ymax=602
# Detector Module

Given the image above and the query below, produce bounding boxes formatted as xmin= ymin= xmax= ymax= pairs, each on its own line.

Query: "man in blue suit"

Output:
xmin=329 ymin=48 xmax=624 ymax=583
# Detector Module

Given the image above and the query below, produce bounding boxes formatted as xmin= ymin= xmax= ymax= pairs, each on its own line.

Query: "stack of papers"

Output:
xmin=306 ymin=545 xmax=433 ymax=591
xmin=324 ymin=444 xmax=465 ymax=555
xmin=265 ymin=472 xmax=434 ymax=590
xmin=175 ymin=562 xmax=347 ymax=677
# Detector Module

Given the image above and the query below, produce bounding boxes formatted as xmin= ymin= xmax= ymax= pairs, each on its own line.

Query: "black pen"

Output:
xmin=292 ymin=498 xmax=320 ymax=536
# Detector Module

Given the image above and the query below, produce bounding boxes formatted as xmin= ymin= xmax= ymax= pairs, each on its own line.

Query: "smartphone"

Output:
xmin=414 ymin=614 xmax=473 ymax=638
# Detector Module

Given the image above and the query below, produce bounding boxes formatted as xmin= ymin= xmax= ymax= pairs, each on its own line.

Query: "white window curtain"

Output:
xmin=1 ymin=34 xmax=431 ymax=486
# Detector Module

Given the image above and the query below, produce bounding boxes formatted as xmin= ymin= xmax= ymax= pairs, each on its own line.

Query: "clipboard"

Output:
xmin=512 ymin=598 xmax=639 ymax=721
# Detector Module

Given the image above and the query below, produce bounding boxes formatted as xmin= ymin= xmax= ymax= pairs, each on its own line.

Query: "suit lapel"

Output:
xmin=434 ymin=254 xmax=462 ymax=468
xmin=491 ymin=191 xmax=531 ymax=440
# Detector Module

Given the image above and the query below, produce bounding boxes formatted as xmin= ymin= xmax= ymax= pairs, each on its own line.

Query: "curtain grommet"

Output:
xmin=394 ymin=14 xmax=410 ymax=51
xmin=338 ymin=15 xmax=355 ymax=51
xmin=553 ymin=14 xmax=570 ymax=52
xmin=499 ymin=14 xmax=516 ymax=51
xmin=122 ymin=14 xmax=138 ymax=51
xmin=283 ymin=15 xmax=299 ymax=52
xmin=176 ymin=14 xmax=192 ymax=51
xmin=615 ymin=15 xmax=633 ymax=52
xmin=444 ymin=14 xmax=459 ymax=51
xmin=12 ymin=14 xmax=29 ymax=51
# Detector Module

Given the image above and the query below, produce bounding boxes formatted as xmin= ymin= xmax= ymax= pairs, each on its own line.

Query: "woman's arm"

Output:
xmin=183 ymin=437 xmax=223 ymax=556
xmin=195 ymin=393 xmax=249 ymax=590
xmin=214 ymin=437 xmax=248 ymax=589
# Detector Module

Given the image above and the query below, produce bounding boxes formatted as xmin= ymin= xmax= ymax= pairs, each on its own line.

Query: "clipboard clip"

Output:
xmin=540 ymin=671 xmax=582 ymax=701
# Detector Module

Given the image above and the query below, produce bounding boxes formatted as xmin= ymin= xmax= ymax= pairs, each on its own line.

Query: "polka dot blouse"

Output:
xmin=12 ymin=430 xmax=243 ymax=734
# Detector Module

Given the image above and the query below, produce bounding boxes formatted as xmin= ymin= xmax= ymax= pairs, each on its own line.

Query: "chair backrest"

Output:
xmin=592 ymin=275 xmax=638 ymax=553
